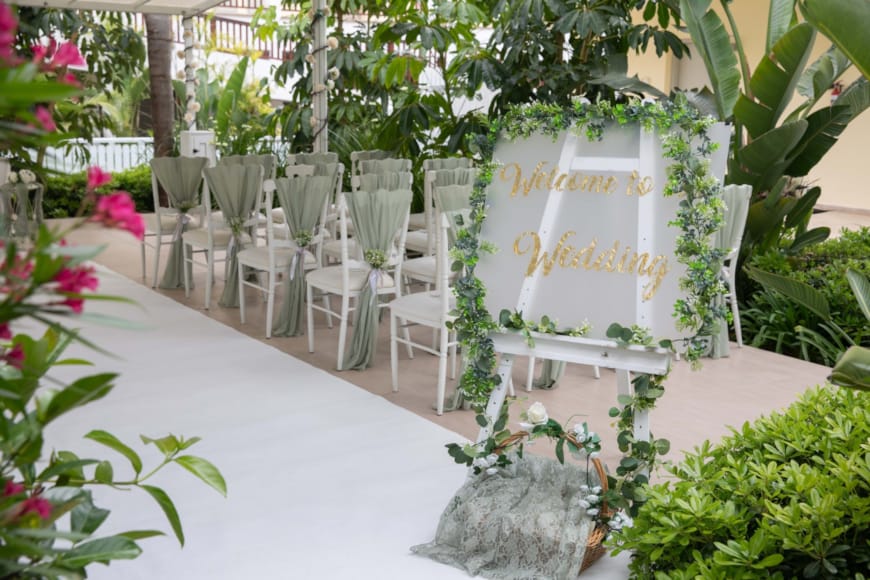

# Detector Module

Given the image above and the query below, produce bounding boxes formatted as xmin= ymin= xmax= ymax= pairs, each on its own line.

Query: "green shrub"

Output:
xmin=612 ymin=386 xmax=870 ymax=578
xmin=43 ymin=164 xmax=154 ymax=218
xmin=742 ymin=228 xmax=870 ymax=364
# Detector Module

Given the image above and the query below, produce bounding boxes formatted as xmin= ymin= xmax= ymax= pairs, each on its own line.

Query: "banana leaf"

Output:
xmin=829 ymin=346 xmax=870 ymax=391
xmin=800 ymin=0 xmax=870 ymax=79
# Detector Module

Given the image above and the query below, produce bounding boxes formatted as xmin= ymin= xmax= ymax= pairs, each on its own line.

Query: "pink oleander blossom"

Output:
xmin=0 ymin=323 xmax=11 ymax=340
xmin=31 ymin=43 xmax=47 ymax=63
xmin=54 ymin=264 xmax=99 ymax=313
xmin=3 ymin=344 xmax=24 ymax=369
xmin=86 ymin=166 xmax=112 ymax=190
xmin=19 ymin=496 xmax=51 ymax=520
xmin=61 ymin=72 xmax=79 ymax=87
xmin=0 ymin=2 xmax=16 ymax=64
xmin=3 ymin=480 xmax=24 ymax=497
xmin=34 ymin=106 xmax=56 ymax=132
xmin=92 ymin=192 xmax=145 ymax=240
xmin=51 ymin=42 xmax=84 ymax=68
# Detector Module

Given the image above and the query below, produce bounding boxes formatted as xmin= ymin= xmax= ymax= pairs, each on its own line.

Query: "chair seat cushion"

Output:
xmin=237 ymin=246 xmax=317 ymax=271
xmin=323 ymin=238 xmax=360 ymax=260
xmin=306 ymin=265 xmax=395 ymax=294
xmin=389 ymin=290 xmax=456 ymax=326
xmin=182 ymin=227 xmax=251 ymax=249
xmin=404 ymin=230 xmax=431 ymax=254
xmin=408 ymin=212 xmax=426 ymax=230
xmin=403 ymin=256 xmax=437 ymax=283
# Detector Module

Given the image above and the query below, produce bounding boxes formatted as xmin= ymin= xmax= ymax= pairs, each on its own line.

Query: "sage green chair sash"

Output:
xmin=350 ymin=149 xmax=390 ymax=177
xmin=423 ymin=157 xmax=473 ymax=172
xmin=0 ymin=182 xmax=42 ymax=240
xmin=356 ymin=172 xmax=412 ymax=192
xmin=359 ymin=158 xmax=411 ymax=174
xmin=343 ymin=188 xmax=412 ymax=370
xmin=219 ymin=154 xmax=276 ymax=180
xmin=288 ymin=152 xmax=338 ymax=166
xmin=272 ymin=175 xmax=334 ymax=337
xmin=152 ymin=156 xmax=208 ymax=289
xmin=203 ymin=164 xmax=263 ymax=308
xmin=433 ymin=166 xmax=476 ymax=187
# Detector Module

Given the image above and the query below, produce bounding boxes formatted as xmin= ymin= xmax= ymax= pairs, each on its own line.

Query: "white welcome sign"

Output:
xmin=476 ymin=123 xmax=729 ymax=341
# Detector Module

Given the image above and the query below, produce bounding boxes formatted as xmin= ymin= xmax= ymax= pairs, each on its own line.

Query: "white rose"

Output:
xmin=327 ymin=36 xmax=339 ymax=50
xmin=7 ymin=171 xmax=18 ymax=183
xmin=328 ymin=66 xmax=340 ymax=80
xmin=526 ymin=402 xmax=548 ymax=425
xmin=176 ymin=50 xmax=185 ymax=59
xmin=189 ymin=102 xmax=201 ymax=112
xmin=305 ymin=54 xmax=316 ymax=65
xmin=327 ymin=80 xmax=335 ymax=91
xmin=184 ymin=112 xmax=195 ymax=123
xmin=176 ymin=70 xmax=186 ymax=80
xmin=19 ymin=170 xmax=36 ymax=184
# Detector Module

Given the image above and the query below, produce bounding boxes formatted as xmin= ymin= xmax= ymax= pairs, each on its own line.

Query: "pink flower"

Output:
xmin=86 ymin=166 xmax=112 ymax=190
xmin=19 ymin=496 xmax=51 ymax=520
xmin=91 ymin=192 xmax=145 ymax=240
xmin=54 ymin=264 xmax=99 ymax=313
xmin=34 ymin=106 xmax=56 ymax=132
xmin=31 ymin=43 xmax=47 ymax=63
xmin=3 ymin=480 xmax=24 ymax=497
xmin=0 ymin=323 xmax=11 ymax=340
xmin=3 ymin=344 xmax=24 ymax=369
xmin=61 ymin=72 xmax=79 ymax=87
xmin=0 ymin=2 xmax=16 ymax=63
xmin=51 ymin=42 xmax=84 ymax=67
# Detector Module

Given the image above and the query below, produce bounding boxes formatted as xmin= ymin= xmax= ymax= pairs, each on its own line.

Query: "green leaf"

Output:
xmin=85 ymin=430 xmax=143 ymax=475
xmin=40 ymin=373 xmax=117 ymax=424
xmin=141 ymin=485 xmax=184 ymax=546
xmin=679 ymin=0 xmax=741 ymax=119
xmin=800 ymin=0 xmax=870 ymax=79
xmin=141 ymin=434 xmax=180 ymax=456
xmin=555 ymin=438 xmax=565 ymax=464
xmin=475 ymin=414 xmax=488 ymax=428
xmin=788 ymin=227 xmax=829 ymax=253
xmin=766 ymin=0 xmax=796 ymax=53
xmin=174 ymin=455 xmax=227 ymax=497
xmin=746 ymin=266 xmax=831 ymax=320
xmin=71 ymin=496 xmax=110 ymax=536
xmin=216 ymin=56 xmax=249 ymax=142
xmin=846 ymin=269 xmax=870 ymax=323
xmin=829 ymin=346 xmax=870 ymax=390
xmin=118 ymin=530 xmax=166 ymax=541
xmin=94 ymin=461 xmax=113 ymax=483
xmin=37 ymin=458 xmax=99 ymax=482
xmin=58 ymin=536 xmax=141 ymax=568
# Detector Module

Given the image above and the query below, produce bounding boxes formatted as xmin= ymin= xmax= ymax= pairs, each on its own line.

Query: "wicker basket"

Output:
xmin=579 ymin=456 xmax=611 ymax=574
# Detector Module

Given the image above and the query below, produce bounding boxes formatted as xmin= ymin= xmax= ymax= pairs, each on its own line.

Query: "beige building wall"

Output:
xmin=630 ymin=0 xmax=869 ymax=211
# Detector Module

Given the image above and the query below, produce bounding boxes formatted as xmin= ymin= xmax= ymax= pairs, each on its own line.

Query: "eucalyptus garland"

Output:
xmin=447 ymin=96 xmax=727 ymax=516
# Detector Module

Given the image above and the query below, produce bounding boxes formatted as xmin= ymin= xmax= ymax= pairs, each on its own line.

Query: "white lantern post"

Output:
xmin=312 ymin=0 xmax=328 ymax=153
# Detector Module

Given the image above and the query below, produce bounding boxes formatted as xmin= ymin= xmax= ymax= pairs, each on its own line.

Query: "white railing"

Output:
xmin=44 ymin=138 xmax=154 ymax=173
xmin=42 ymin=136 xmax=292 ymax=174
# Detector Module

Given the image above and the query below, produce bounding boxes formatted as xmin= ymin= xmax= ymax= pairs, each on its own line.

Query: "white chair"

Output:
xmin=238 ymin=175 xmax=332 ymax=338
xmin=718 ymin=184 xmax=752 ymax=347
xmin=306 ymin=187 xmax=412 ymax=371
xmin=405 ymin=164 xmax=475 ymax=256
xmin=182 ymin=164 xmax=262 ymax=309
xmin=144 ymin=156 xmax=207 ymax=288
xmin=389 ymin=210 xmax=459 ymax=415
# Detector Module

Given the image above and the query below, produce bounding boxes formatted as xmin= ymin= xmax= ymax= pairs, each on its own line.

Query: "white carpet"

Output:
xmin=43 ymin=267 xmax=473 ymax=579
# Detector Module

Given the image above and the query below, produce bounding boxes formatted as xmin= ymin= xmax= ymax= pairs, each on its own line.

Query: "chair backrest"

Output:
xmin=273 ymin=174 xmax=334 ymax=247
xmin=350 ymin=149 xmax=391 ymax=177
xmin=203 ymin=164 xmax=264 ymax=240
xmin=352 ymin=159 xmax=412 ymax=191
xmin=150 ymin=156 xmax=208 ymax=212
xmin=0 ymin=183 xmax=40 ymax=240
xmin=716 ymin=184 xmax=752 ymax=255
xmin=287 ymin=152 xmax=338 ymax=166
xmin=433 ymin=183 xmax=473 ymax=290
xmin=218 ymin=154 xmax=277 ymax=180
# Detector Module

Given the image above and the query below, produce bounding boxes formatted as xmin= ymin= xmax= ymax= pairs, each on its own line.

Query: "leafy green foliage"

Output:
xmin=612 ymin=385 xmax=870 ymax=578
xmin=42 ymin=164 xmax=153 ymax=218
xmin=742 ymin=228 xmax=870 ymax=365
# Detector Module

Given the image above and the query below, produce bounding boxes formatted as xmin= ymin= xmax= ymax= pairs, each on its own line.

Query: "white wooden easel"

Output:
xmin=476 ymin=131 xmax=672 ymax=454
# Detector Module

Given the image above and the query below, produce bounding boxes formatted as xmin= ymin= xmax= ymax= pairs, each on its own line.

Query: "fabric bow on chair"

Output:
xmin=203 ymin=164 xmax=263 ymax=308
xmin=151 ymin=156 xmax=208 ymax=290
xmin=271 ymin=175 xmax=333 ymax=337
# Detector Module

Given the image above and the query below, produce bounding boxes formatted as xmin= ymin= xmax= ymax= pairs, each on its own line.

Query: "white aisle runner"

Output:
xmin=43 ymin=268 xmax=470 ymax=579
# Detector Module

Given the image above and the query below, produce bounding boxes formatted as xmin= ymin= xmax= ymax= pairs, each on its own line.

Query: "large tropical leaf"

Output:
xmin=800 ymin=0 xmax=870 ymax=79
xmin=846 ymin=269 xmax=870 ymax=323
xmin=215 ymin=56 xmax=249 ymax=144
xmin=679 ymin=0 xmax=741 ymax=120
xmin=728 ymin=120 xmax=807 ymax=190
xmin=783 ymin=105 xmax=852 ymax=177
xmin=829 ymin=346 xmax=870 ymax=391
xmin=766 ymin=0 xmax=797 ymax=53
xmin=734 ymin=23 xmax=815 ymax=138
xmin=793 ymin=46 xmax=851 ymax=116
xmin=747 ymin=266 xmax=831 ymax=321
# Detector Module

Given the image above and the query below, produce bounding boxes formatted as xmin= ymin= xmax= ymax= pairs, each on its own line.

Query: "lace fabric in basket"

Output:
xmin=412 ymin=453 xmax=601 ymax=579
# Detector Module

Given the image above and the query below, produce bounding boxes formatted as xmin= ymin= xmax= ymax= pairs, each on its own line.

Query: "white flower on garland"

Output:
xmin=328 ymin=66 xmax=340 ymax=80
xmin=176 ymin=70 xmax=186 ymax=80
xmin=176 ymin=50 xmax=185 ymax=59
xmin=309 ymin=115 xmax=319 ymax=128
xmin=7 ymin=171 xmax=17 ymax=183
xmin=327 ymin=80 xmax=335 ymax=91
xmin=520 ymin=401 xmax=548 ymax=429
xmin=188 ymin=102 xmax=201 ymax=113
xmin=327 ymin=36 xmax=339 ymax=50
xmin=305 ymin=54 xmax=316 ymax=65
xmin=19 ymin=170 xmax=36 ymax=184
xmin=184 ymin=112 xmax=195 ymax=123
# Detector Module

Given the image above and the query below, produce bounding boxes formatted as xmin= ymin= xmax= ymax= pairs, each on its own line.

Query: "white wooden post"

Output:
xmin=312 ymin=0 xmax=328 ymax=153
xmin=183 ymin=16 xmax=197 ymax=132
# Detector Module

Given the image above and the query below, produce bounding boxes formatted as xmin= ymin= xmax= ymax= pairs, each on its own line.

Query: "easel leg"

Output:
xmin=476 ymin=354 xmax=515 ymax=444
xmin=616 ymin=369 xmax=650 ymax=478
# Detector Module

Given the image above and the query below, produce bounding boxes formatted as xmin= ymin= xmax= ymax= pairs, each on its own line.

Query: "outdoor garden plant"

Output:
xmin=0 ymin=4 xmax=225 ymax=576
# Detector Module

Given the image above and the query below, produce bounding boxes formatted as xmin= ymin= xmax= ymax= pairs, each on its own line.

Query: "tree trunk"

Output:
xmin=145 ymin=14 xmax=174 ymax=206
